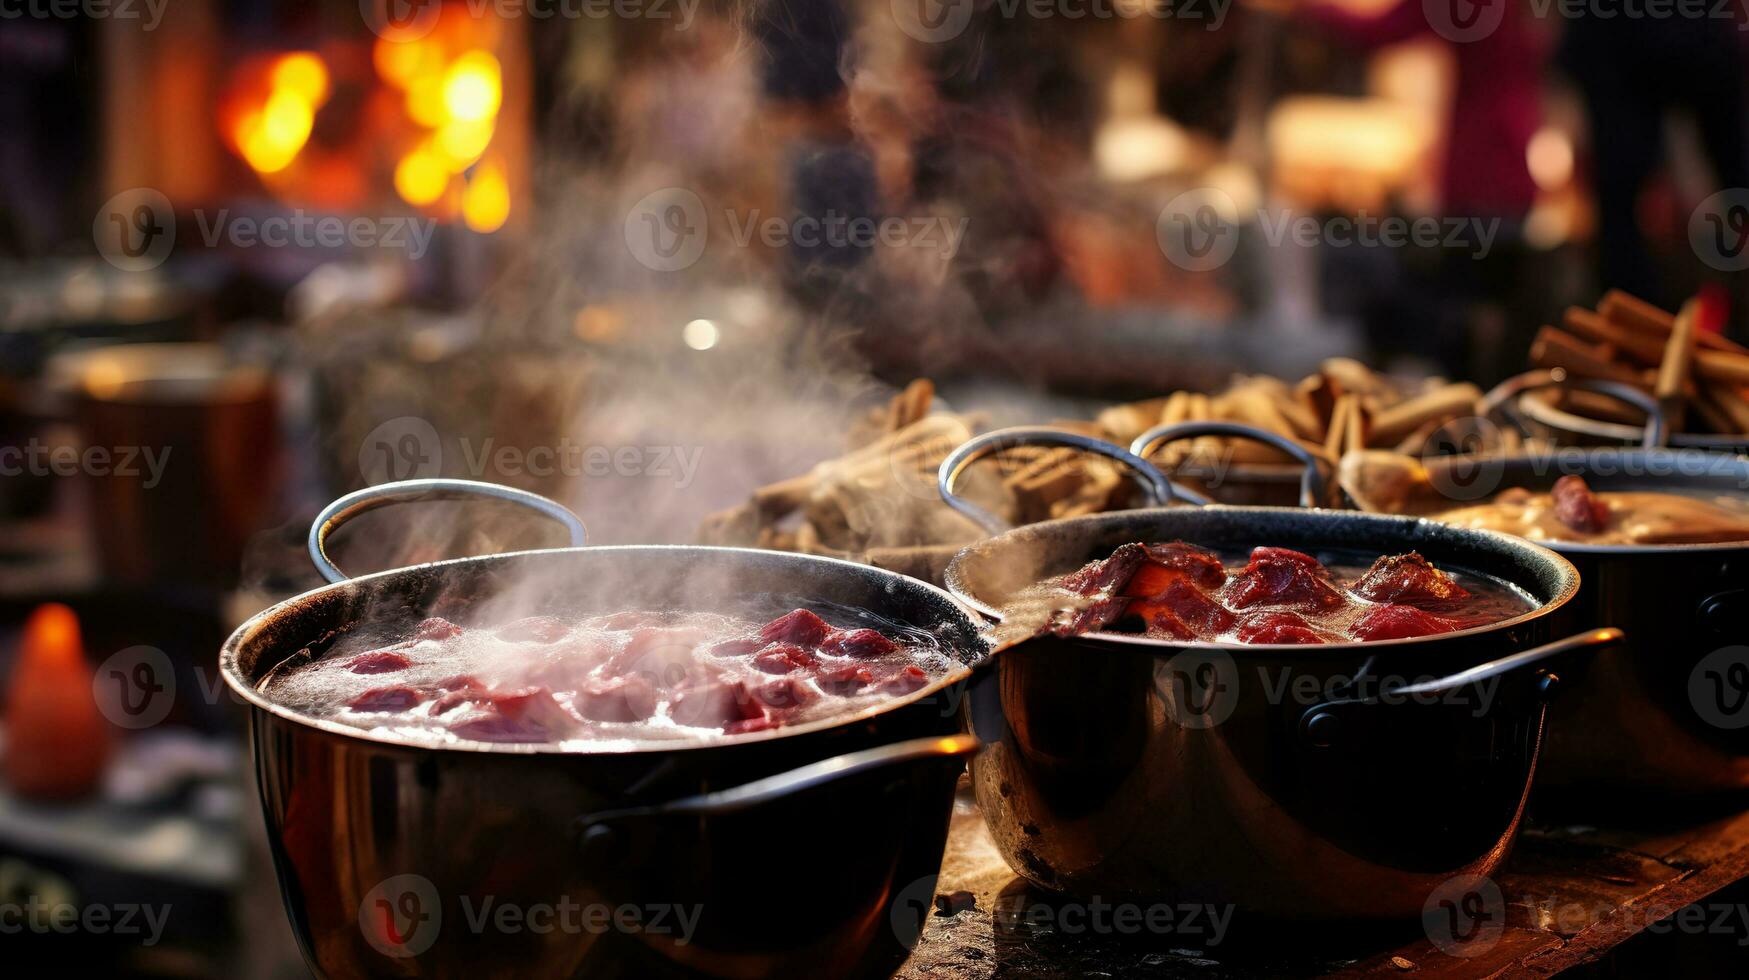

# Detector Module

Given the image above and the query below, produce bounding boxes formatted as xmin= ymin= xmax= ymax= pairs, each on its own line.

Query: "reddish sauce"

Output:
xmin=1033 ymin=542 xmax=1534 ymax=644
xmin=261 ymin=608 xmax=951 ymax=746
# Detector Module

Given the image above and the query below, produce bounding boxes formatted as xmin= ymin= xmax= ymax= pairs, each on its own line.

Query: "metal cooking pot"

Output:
xmin=936 ymin=430 xmax=1618 ymax=920
xmin=224 ymin=479 xmax=985 ymax=980
xmin=1170 ymin=396 xmax=1749 ymax=801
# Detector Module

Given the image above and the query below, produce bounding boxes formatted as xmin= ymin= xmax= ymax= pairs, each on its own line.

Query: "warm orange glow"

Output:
xmin=23 ymin=603 xmax=82 ymax=668
xmin=271 ymin=52 xmax=330 ymax=108
xmin=435 ymin=117 xmax=494 ymax=170
xmin=442 ymin=51 xmax=502 ymax=123
xmin=462 ymin=159 xmax=510 ymax=232
xmin=374 ymin=35 xmax=442 ymax=91
xmin=405 ymin=72 xmax=448 ymax=128
xmin=395 ymin=147 xmax=450 ymax=206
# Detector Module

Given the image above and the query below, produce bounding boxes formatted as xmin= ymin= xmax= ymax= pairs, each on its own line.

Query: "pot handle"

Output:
xmin=937 ymin=428 xmax=1191 ymax=534
xmin=575 ymin=734 xmax=980 ymax=835
xmin=1478 ymin=368 xmax=1669 ymax=449
xmin=308 ymin=478 xmax=589 ymax=584
xmin=1298 ymin=628 xmax=1625 ymax=747
xmin=1130 ymin=420 xmax=1333 ymax=509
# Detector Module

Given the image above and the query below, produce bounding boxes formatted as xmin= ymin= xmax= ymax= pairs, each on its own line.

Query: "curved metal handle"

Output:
xmin=308 ymin=478 xmax=588 ymax=584
xmin=1482 ymin=369 xmax=1669 ymax=449
xmin=577 ymin=735 xmax=979 ymax=830
xmin=1298 ymin=628 xmax=1625 ymax=748
xmin=937 ymin=428 xmax=1185 ymax=534
xmin=1131 ymin=420 xmax=1332 ymax=509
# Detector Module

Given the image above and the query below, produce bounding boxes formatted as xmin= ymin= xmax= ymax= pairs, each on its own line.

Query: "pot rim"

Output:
xmin=221 ymin=545 xmax=985 ymax=757
xmin=944 ymin=505 xmax=1582 ymax=654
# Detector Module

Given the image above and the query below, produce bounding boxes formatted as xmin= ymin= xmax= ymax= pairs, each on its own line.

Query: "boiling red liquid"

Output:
xmin=261 ymin=607 xmax=952 ymax=747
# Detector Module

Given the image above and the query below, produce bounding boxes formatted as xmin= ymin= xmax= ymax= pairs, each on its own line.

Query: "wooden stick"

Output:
xmin=1530 ymin=326 xmax=1648 ymax=386
xmin=1698 ymin=382 xmax=1749 ymax=433
xmin=1568 ymin=306 xmax=1749 ymax=384
xmin=1369 ymin=383 xmax=1481 ymax=447
xmin=1324 ymin=394 xmax=1353 ymax=459
xmin=1655 ymin=298 xmax=1700 ymax=432
xmin=1600 ymin=290 xmax=1747 ymax=355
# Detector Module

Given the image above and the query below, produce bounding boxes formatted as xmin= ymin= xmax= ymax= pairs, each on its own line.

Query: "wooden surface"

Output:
xmin=897 ymin=782 xmax=1749 ymax=978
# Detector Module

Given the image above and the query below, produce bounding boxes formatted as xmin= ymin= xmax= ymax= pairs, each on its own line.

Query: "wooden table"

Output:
xmin=898 ymin=783 xmax=1749 ymax=978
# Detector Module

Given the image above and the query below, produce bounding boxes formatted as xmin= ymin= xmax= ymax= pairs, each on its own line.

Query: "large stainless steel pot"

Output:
xmin=224 ymin=480 xmax=985 ymax=979
xmin=936 ymin=430 xmax=1618 ymax=920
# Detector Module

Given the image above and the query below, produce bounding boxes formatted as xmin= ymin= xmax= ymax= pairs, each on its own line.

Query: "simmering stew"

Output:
xmin=1435 ymin=475 xmax=1749 ymax=546
xmin=261 ymin=607 xmax=954 ymax=746
xmin=1022 ymin=541 xmax=1535 ymax=644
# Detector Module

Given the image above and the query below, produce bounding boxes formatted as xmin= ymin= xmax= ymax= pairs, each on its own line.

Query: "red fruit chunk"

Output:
xmin=820 ymin=628 xmax=898 ymax=659
xmin=1128 ymin=581 xmax=1236 ymax=639
xmin=575 ymin=676 xmax=657 ymax=722
xmin=707 ymin=637 xmax=764 ymax=658
xmin=752 ymin=643 xmax=816 ymax=674
xmin=1352 ymin=552 xmax=1470 ymax=608
xmin=1143 ymin=541 xmax=1227 ymax=589
xmin=759 ymin=609 xmax=831 ymax=647
xmin=818 ymin=664 xmax=875 ymax=695
xmin=1249 ymin=547 xmax=1326 ymax=575
xmin=753 ymin=677 xmax=820 ymax=710
xmin=346 ymin=651 xmax=413 ymax=674
xmin=1553 ymin=475 xmax=1609 ymax=534
xmin=669 ymin=681 xmax=764 ymax=729
xmin=1351 ymin=604 xmax=1464 ymax=641
xmin=413 ymin=618 xmax=464 ymax=641
xmin=495 ymin=617 xmax=570 ymax=644
xmin=1235 ymin=612 xmax=1325 ymax=645
xmin=1226 ymin=555 xmax=1345 ymax=611
xmin=881 ymin=665 xmax=930 ymax=695
xmin=347 ymin=686 xmax=423 ymax=712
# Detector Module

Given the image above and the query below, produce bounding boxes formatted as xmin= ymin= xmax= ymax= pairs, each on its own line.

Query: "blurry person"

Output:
xmin=1560 ymin=8 xmax=1749 ymax=312
xmin=1286 ymin=0 xmax=1550 ymax=381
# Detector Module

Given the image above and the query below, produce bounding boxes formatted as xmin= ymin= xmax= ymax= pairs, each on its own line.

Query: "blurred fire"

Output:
xmin=224 ymin=51 xmax=330 ymax=175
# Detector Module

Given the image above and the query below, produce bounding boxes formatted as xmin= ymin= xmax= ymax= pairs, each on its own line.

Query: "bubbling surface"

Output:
xmin=261 ymin=604 xmax=959 ymax=749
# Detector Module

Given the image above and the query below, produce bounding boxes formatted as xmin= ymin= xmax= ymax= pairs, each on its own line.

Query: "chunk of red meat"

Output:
xmin=449 ymin=687 xmax=577 ymax=742
xmin=1350 ymin=604 xmax=1465 ymax=641
xmin=1060 ymin=544 xmax=1148 ymax=597
xmin=413 ymin=618 xmax=464 ymax=641
xmin=345 ymin=650 xmax=413 ymax=674
xmin=589 ymin=611 xmax=663 ymax=631
xmin=574 ymin=676 xmax=658 ymax=723
xmin=758 ymin=609 xmax=831 ymax=647
xmin=753 ymin=677 xmax=820 ymax=710
xmin=1143 ymin=541 xmax=1227 ymax=588
xmin=1235 ymin=612 xmax=1325 ymax=645
xmin=752 ymin=643 xmax=816 ymax=675
xmin=881 ymin=665 xmax=930 ymax=695
xmin=1126 ymin=580 xmax=1236 ymax=640
xmin=707 ymin=637 xmax=764 ymax=658
xmin=724 ymin=714 xmax=780 ymax=736
xmin=1226 ymin=555 xmax=1346 ymax=611
xmin=1249 ymin=547 xmax=1327 ymax=575
xmin=428 ymin=675 xmax=487 ymax=714
xmin=817 ymin=664 xmax=875 ymax=695
xmin=347 ymin=686 xmax=423 ymax=712
xmin=603 ymin=627 xmax=711 ymax=686
xmin=1552 ymin=475 xmax=1609 ymax=534
xmin=819 ymin=628 xmax=898 ymax=659
xmin=495 ymin=617 xmax=570 ymax=644
xmin=1352 ymin=552 xmax=1471 ymax=608
xmin=669 ymin=681 xmax=764 ymax=729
